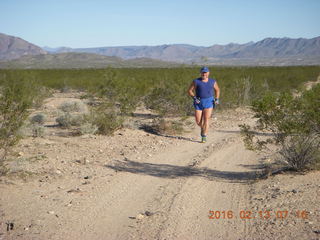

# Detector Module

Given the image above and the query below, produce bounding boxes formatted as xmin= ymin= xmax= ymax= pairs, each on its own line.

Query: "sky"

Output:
xmin=1 ymin=0 xmax=319 ymax=48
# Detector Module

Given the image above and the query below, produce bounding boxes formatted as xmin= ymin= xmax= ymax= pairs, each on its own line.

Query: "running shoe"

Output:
xmin=201 ymin=136 xmax=207 ymax=143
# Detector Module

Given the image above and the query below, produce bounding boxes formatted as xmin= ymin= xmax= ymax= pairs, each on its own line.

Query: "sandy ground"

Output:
xmin=0 ymin=92 xmax=319 ymax=240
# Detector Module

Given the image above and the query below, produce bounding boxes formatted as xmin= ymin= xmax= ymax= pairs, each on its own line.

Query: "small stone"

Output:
xmin=145 ymin=211 xmax=153 ymax=216
xmin=292 ymin=189 xmax=298 ymax=193
xmin=48 ymin=211 xmax=55 ymax=214
xmin=24 ymin=227 xmax=29 ymax=231
xmin=136 ymin=213 xmax=144 ymax=220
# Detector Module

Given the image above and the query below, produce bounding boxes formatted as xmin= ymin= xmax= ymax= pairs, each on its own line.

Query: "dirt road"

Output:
xmin=0 ymin=94 xmax=319 ymax=240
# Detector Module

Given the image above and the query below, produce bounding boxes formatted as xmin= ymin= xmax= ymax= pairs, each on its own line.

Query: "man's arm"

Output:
xmin=188 ymin=81 xmax=196 ymax=98
xmin=214 ymin=81 xmax=220 ymax=99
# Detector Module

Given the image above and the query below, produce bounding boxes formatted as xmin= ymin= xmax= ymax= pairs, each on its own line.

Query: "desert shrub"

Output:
xmin=30 ymin=123 xmax=46 ymax=137
xmin=145 ymin=80 xmax=192 ymax=117
xmin=143 ymin=118 xmax=185 ymax=135
xmin=58 ymin=101 xmax=88 ymax=113
xmin=90 ymin=110 xmax=123 ymax=135
xmin=30 ymin=113 xmax=46 ymax=125
xmin=33 ymin=86 xmax=52 ymax=108
xmin=279 ymin=134 xmax=320 ymax=171
xmin=92 ymin=70 xmax=150 ymax=116
xmin=240 ymin=84 xmax=320 ymax=171
xmin=0 ymin=74 xmax=41 ymax=164
xmin=233 ymin=77 xmax=253 ymax=106
xmin=1 ymin=66 xmax=319 ymax=112
xmin=56 ymin=113 xmax=85 ymax=128
xmin=78 ymin=122 xmax=98 ymax=135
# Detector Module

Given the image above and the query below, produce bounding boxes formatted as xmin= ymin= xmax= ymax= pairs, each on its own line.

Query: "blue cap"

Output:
xmin=200 ymin=67 xmax=209 ymax=73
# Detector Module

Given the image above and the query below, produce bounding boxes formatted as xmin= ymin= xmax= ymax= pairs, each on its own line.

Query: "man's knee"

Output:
xmin=202 ymin=117 xmax=209 ymax=124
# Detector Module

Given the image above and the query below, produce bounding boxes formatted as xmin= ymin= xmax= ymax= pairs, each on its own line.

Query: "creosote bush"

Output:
xmin=30 ymin=123 xmax=46 ymax=138
xmin=56 ymin=113 xmax=85 ymax=128
xmin=240 ymin=84 xmax=320 ymax=171
xmin=89 ymin=108 xmax=123 ymax=135
xmin=30 ymin=113 xmax=46 ymax=125
xmin=0 ymin=74 xmax=41 ymax=165
xmin=78 ymin=122 xmax=98 ymax=135
xmin=142 ymin=118 xmax=185 ymax=135
xmin=58 ymin=101 xmax=88 ymax=113
xmin=279 ymin=134 xmax=320 ymax=170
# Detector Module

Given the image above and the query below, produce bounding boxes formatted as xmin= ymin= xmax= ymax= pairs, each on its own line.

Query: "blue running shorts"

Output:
xmin=194 ymin=96 xmax=215 ymax=110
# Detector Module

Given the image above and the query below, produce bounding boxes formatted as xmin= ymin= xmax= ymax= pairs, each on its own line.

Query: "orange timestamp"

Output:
xmin=208 ymin=210 xmax=309 ymax=220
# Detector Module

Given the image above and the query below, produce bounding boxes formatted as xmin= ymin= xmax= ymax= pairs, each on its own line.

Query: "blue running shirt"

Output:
xmin=193 ymin=78 xmax=215 ymax=98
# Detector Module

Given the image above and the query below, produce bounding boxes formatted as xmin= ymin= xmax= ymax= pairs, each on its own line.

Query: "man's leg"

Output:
xmin=201 ymin=108 xmax=213 ymax=136
xmin=195 ymin=110 xmax=203 ymax=127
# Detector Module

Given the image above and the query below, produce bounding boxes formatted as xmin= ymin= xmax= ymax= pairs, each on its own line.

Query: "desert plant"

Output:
xmin=240 ymin=84 xmax=320 ymax=171
xmin=234 ymin=77 xmax=252 ymax=106
xmin=30 ymin=123 xmax=46 ymax=137
xmin=58 ymin=101 xmax=87 ymax=113
xmin=90 ymin=110 xmax=123 ymax=135
xmin=78 ymin=122 xmax=98 ymax=135
xmin=0 ymin=75 xmax=40 ymax=164
xmin=279 ymin=134 xmax=320 ymax=170
xmin=145 ymin=82 xmax=191 ymax=117
xmin=56 ymin=113 xmax=85 ymax=128
xmin=146 ymin=118 xmax=185 ymax=135
xmin=30 ymin=113 xmax=46 ymax=125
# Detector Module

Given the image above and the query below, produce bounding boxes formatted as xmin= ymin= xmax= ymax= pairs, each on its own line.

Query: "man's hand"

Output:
xmin=214 ymin=98 xmax=220 ymax=105
xmin=193 ymin=96 xmax=201 ymax=104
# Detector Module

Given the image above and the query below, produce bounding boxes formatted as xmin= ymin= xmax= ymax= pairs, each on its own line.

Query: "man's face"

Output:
xmin=201 ymin=71 xmax=209 ymax=79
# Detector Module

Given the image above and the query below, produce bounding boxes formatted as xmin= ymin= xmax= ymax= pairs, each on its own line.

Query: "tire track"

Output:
xmin=130 ymin=129 xmax=257 ymax=240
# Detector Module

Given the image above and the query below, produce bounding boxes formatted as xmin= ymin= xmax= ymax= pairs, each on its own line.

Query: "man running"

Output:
xmin=187 ymin=67 xmax=220 ymax=143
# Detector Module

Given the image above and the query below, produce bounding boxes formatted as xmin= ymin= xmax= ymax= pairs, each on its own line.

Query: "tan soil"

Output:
xmin=0 ymin=91 xmax=319 ymax=240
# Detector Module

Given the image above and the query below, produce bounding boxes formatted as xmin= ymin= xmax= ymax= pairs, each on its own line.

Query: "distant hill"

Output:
xmin=46 ymin=37 xmax=320 ymax=65
xmin=0 ymin=33 xmax=319 ymax=67
xmin=0 ymin=52 xmax=182 ymax=69
xmin=0 ymin=33 xmax=46 ymax=60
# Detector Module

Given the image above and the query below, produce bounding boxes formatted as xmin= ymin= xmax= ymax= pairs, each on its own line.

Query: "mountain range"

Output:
xmin=0 ymin=33 xmax=46 ymax=61
xmin=0 ymin=32 xmax=319 ymax=68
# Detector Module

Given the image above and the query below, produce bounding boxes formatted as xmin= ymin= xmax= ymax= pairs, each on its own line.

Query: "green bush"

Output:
xmin=56 ymin=113 xmax=85 ymax=128
xmin=30 ymin=113 xmax=46 ymax=125
xmin=1 ymin=66 xmax=319 ymax=112
xmin=0 ymin=74 xmax=41 ymax=163
xmin=58 ymin=101 xmax=88 ymax=113
xmin=86 ymin=102 xmax=124 ymax=135
xmin=78 ymin=122 xmax=98 ymax=135
xmin=240 ymin=84 xmax=320 ymax=171
xmin=31 ymin=123 xmax=46 ymax=137
xmin=279 ymin=134 xmax=320 ymax=170
xmin=90 ymin=110 xmax=123 ymax=135
xmin=145 ymin=79 xmax=192 ymax=117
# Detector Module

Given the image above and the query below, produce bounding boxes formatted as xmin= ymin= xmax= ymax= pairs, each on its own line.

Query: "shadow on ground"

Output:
xmin=139 ymin=124 xmax=198 ymax=143
xmin=216 ymin=129 xmax=274 ymax=137
xmin=105 ymin=159 xmax=265 ymax=183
